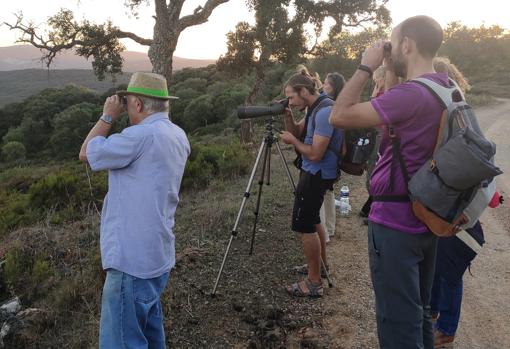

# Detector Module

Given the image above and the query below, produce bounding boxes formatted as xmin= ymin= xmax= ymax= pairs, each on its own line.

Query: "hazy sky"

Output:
xmin=0 ymin=0 xmax=508 ymax=59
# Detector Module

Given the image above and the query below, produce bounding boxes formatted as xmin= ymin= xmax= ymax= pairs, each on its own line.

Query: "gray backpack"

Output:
xmin=384 ymin=77 xmax=502 ymax=236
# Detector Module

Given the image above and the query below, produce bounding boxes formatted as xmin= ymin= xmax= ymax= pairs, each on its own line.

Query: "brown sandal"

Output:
xmin=285 ymin=278 xmax=323 ymax=298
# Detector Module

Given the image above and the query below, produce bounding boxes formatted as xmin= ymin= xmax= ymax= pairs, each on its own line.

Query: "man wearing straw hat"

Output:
xmin=79 ymin=72 xmax=190 ymax=348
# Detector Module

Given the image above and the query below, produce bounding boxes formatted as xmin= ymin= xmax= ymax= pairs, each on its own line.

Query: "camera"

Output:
xmin=237 ymin=98 xmax=289 ymax=119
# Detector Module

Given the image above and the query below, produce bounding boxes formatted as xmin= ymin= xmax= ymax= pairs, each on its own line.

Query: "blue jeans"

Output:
xmin=99 ymin=269 xmax=170 ymax=349
xmin=430 ymin=275 xmax=463 ymax=336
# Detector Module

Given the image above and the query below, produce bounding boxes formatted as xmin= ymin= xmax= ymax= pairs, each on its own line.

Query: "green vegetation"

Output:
xmin=1 ymin=141 xmax=26 ymax=162
xmin=440 ymin=23 xmax=510 ymax=98
xmin=0 ymin=22 xmax=506 ymax=237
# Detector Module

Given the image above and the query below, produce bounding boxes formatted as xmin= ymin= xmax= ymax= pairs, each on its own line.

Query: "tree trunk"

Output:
xmin=240 ymin=68 xmax=266 ymax=143
xmin=148 ymin=43 xmax=177 ymax=89
xmin=148 ymin=19 xmax=178 ymax=89
xmin=240 ymin=43 xmax=272 ymax=144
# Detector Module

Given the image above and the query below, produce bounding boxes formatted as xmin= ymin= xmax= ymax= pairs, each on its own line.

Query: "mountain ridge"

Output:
xmin=0 ymin=45 xmax=216 ymax=71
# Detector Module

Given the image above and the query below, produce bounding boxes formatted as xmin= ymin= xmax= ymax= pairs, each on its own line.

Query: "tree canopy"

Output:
xmin=4 ymin=0 xmax=230 ymax=85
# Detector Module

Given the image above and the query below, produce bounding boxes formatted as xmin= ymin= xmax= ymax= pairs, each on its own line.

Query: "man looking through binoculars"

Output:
xmin=280 ymin=69 xmax=344 ymax=298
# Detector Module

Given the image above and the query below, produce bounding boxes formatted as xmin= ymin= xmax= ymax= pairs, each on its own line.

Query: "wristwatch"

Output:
xmin=100 ymin=114 xmax=113 ymax=125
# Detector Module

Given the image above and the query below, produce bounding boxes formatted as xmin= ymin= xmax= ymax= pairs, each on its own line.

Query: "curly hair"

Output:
xmin=433 ymin=57 xmax=471 ymax=93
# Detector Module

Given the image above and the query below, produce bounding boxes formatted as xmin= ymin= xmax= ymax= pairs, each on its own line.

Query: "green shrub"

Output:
xmin=0 ymin=165 xmax=54 ymax=192
xmin=50 ymin=278 xmax=84 ymax=312
xmin=181 ymin=142 xmax=252 ymax=190
xmin=0 ymin=163 xmax=107 ymax=234
xmin=182 ymin=147 xmax=216 ymax=190
xmin=218 ymin=142 xmax=252 ymax=177
xmin=32 ymin=259 xmax=54 ymax=284
xmin=2 ymin=141 xmax=26 ymax=162
xmin=3 ymin=245 xmax=32 ymax=290
xmin=2 ymin=127 xmax=24 ymax=144
xmin=29 ymin=173 xmax=82 ymax=210
xmin=50 ymin=102 xmax=102 ymax=158
xmin=0 ymin=190 xmax=34 ymax=236
xmin=182 ymin=95 xmax=218 ymax=131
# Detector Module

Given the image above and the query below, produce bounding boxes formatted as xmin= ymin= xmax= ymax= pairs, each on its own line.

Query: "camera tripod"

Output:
xmin=211 ymin=117 xmax=333 ymax=296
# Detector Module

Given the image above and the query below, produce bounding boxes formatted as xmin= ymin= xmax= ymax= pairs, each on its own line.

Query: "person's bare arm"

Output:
xmin=283 ymin=108 xmax=305 ymax=138
xmin=330 ymin=40 xmax=385 ymax=129
xmin=79 ymin=122 xmax=112 ymax=162
xmin=79 ymin=95 xmax=124 ymax=162
xmin=329 ymin=69 xmax=381 ymax=129
xmin=280 ymin=132 xmax=329 ymax=162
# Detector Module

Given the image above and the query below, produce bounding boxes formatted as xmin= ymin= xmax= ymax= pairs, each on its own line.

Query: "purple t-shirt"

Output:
xmin=369 ymin=73 xmax=448 ymax=233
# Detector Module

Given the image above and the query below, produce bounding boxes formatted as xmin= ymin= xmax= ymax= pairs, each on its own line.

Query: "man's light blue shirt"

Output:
xmin=87 ymin=112 xmax=190 ymax=279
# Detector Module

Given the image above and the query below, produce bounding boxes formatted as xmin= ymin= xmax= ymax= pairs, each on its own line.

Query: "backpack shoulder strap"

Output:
xmin=310 ymin=97 xmax=340 ymax=156
xmin=373 ymin=78 xmax=455 ymax=203
xmin=412 ymin=77 xmax=455 ymax=108
xmin=310 ymin=97 xmax=334 ymax=123
xmin=412 ymin=77 xmax=465 ymax=152
xmin=433 ymin=110 xmax=449 ymax=153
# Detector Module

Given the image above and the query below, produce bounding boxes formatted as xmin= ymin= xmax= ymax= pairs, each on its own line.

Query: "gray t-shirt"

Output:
xmin=302 ymin=105 xmax=344 ymax=180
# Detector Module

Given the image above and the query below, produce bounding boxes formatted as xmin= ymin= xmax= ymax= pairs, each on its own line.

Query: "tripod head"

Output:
xmin=263 ymin=117 xmax=280 ymax=144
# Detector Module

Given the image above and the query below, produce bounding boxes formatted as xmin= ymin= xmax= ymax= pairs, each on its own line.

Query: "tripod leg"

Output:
xmin=266 ymin=142 xmax=271 ymax=185
xmin=320 ymin=257 xmax=334 ymax=288
xmin=275 ymin=141 xmax=296 ymax=192
xmin=211 ymin=140 xmax=267 ymax=296
xmin=249 ymin=142 xmax=270 ymax=255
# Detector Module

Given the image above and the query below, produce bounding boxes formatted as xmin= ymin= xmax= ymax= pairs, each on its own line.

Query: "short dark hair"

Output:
xmin=399 ymin=16 xmax=443 ymax=58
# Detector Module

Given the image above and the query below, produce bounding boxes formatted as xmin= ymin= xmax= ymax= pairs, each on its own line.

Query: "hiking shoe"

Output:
xmin=434 ymin=330 xmax=455 ymax=348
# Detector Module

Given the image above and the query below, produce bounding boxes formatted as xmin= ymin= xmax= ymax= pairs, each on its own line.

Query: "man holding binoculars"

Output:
xmin=79 ymin=72 xmax=190 ymax=349
xmin=330 ymin=15 xmax=446 ymax=349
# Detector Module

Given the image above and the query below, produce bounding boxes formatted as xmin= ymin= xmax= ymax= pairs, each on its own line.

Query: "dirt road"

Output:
xmin=322 ymin=99 xmax=510 ymax=349
xmin=455 ymin=99 xmax=510 ymax=349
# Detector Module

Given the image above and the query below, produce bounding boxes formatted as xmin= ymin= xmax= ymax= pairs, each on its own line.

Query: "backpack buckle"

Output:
xmin=388 ymin=126 xmax=396 ymax=139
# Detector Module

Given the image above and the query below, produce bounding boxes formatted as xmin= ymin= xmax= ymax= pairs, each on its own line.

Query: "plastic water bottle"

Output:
xmin=339 ymin=185 xmax=351 ymax=215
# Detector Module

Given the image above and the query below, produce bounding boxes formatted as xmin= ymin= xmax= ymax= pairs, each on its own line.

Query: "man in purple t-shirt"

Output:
xmin=330 ymin=16 xmax=445 ymax=349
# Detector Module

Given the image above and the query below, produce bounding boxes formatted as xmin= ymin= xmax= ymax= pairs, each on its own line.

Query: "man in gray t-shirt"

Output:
xmin=281 ymin=71 xmax=343 ymax=298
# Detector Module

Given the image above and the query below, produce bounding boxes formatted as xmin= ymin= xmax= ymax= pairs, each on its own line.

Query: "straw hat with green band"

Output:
xmin=117 ymin=72 xmax=178 ymax=100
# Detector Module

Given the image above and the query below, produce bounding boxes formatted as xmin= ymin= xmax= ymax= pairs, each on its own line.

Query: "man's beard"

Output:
xmin=393 ymin=55 xmax=407 ymax=79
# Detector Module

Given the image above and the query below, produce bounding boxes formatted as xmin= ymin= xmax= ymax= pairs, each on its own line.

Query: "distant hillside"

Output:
xmin=0 ymin=69 xmax=132 ymax=106
xmin=0 ymin=45 xmax=216 ymax=71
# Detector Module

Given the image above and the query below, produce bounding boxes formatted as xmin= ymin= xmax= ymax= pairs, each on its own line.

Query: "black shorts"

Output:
xmin=292 ymin=170 xmax=335 ymax=233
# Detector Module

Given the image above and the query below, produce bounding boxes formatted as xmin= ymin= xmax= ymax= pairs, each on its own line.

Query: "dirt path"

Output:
xmin=455 ymin=99 xmax=510 ymax=349
xmin=322 ymin=99 xmax=510 ymax=349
